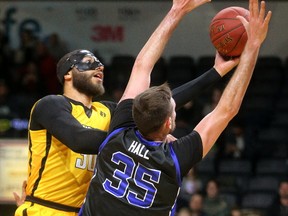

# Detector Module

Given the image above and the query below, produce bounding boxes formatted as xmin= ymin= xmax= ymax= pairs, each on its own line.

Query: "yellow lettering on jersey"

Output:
xmin=75 ymin=154 xmax=97 ymax=171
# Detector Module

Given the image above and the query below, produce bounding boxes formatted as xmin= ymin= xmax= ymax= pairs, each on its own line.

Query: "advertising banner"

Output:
xmin=0 ymin=139 xmax=27 ymax=203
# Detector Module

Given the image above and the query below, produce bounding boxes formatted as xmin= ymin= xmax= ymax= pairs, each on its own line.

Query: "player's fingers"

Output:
xmin=237 ymin=16 xmax=249 ymax=31
xmin=22 ymin=180 xmax=27 ymax=188
xmin=249 ymin=0 xmax=258 ymax=18
xmin=201 ymin=0 xmax=211 ymax=4
xmin=264 ymin=11 xmax=272 ymax=26
xmin=248 ymin=0 xmax=253 ymax=17
xmin=13 ymin=192 xmax=19 ymax=201
xmin=22 ymin=189 xmax=26 ymax=197
xmin=13 ymin=192 xmax=21 ymax=206
xmin=260 ymin=11 xmax=272 ymax=41
xmin=194 ymin=0 xmax=211 ymax=8
xmin=259 ymin=1 xmax=266 ymax=21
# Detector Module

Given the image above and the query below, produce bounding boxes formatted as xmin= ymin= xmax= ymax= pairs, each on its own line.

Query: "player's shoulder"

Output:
xmin=97 ymin=100 xmax=117 ymax=112
xmin=34 ymin=95 xmax=70 ymax=110
xmin=36 ymin=94 xmax=65 ymax=105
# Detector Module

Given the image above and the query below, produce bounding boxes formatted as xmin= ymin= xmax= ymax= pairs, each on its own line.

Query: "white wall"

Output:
xmin=0 ymin=1 xmax=287 ymax=63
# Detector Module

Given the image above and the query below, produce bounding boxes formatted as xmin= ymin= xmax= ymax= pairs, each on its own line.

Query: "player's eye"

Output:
xmin=85 ymin=60 xmax=92 ymax=64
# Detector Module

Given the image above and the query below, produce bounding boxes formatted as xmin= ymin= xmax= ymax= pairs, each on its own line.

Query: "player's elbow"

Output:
xmin=134 ymin=55 xmax=154 ymax=73
xmin=223 ymin=105 xmax=240 ymax=120
xmin=133 ymin=55 xmax=145 ymax=70
xmin=217 ymin=98 xmax=241 ymax=120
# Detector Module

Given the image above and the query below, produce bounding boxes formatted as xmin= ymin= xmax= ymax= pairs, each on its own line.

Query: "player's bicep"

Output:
xmin=194 ymin=108 xmax=230 ymax=158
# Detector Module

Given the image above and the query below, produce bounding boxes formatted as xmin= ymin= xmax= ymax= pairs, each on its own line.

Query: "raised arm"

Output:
xmin=120 ymin=0 xmax=211 ymax=102
xmin=172 ymin=45 xmax=240 ymax=110
xmin=194 ymin=0 xmax=272 ymax=157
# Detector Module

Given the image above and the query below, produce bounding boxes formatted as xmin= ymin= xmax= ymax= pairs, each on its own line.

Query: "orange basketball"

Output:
xmin=209 ymin=7 xmax=250 ymax=57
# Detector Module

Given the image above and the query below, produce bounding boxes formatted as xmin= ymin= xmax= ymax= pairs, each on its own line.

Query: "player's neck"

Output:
xmin=63 ymin=88 xmax=93 ymax=108
xmin=144 ymin=131 xmax=167 ymax=143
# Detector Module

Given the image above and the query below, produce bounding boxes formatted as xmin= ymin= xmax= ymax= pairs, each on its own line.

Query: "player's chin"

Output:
xmin=97 ymin=84 xmax=105 ymax=95
xmin=89 ymin=80 xmax=105 ymax=95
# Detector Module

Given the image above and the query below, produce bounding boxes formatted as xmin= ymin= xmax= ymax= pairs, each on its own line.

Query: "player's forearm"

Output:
xmin=219 ymin=0 xmax=271 ymax=116
xmin=47 ymin=115 xmax=107 ymax=154
xmin=122 ymin=4 xmax=191 ymax=100
xmin=133 ymin=0 xmax=211 ymax=78
xmin=172 ymin=67 xmax=221 ymax=110
xmin=133 ymin=7 xmax=187 ymax=74
xmin=218 ymin=45 xmax=259 ymax=117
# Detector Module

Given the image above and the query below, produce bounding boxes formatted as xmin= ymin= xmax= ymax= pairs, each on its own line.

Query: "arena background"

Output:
xmin=0 ymin=0 xmax=287 ymax=63
xmin=0 ymin=1 xmax=288 ymax=215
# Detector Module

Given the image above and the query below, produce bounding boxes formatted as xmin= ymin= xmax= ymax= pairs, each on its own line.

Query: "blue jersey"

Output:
xmin=80 ymin=99 xmax=203 ymax=216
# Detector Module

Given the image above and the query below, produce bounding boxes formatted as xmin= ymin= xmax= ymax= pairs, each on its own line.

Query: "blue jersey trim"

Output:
xmin=135 ymin=130 xmax=163 ymax=147
xmin=171 ymin=204 xmax=176 ymax=216
xmin=99 ymin=127 xmax=126 ymax=152
xmin=169 ymin=143 xmax=182 ymax=187
xmin=78 ymin=206 xmax=83 ymax=216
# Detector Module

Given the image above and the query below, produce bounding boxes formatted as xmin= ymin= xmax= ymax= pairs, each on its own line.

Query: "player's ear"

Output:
xmin=165 ymin=117 xmax=172 ymax=129
xmin=63 ymin=71 xmax=72 ymax=83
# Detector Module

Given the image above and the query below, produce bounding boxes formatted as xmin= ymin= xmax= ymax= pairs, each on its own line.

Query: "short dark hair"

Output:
xmin=132 ymin=83 xmax=173 ymax=136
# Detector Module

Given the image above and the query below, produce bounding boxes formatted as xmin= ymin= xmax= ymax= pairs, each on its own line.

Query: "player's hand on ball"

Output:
xmin=214 ymin=51 xmax=240 ymax=77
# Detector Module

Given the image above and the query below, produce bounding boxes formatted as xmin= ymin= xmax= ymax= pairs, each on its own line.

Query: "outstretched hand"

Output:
xmin=172 ymin=0 xmax=211 ymax=15
xmin=13 ymin=180 xmax=27 ymax=207
xmin=237 ymin=0 xmax=272 ymax=47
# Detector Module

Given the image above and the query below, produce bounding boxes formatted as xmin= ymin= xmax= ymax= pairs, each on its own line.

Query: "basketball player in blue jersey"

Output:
xmin=79 ymin=0 xmax=271 ymax=215
xmin=14 ymin=0 xmax=244 ymax=214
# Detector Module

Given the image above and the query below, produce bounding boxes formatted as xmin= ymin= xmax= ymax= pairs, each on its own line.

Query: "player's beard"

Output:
xmin=72 ymin=70 xmax=105 ymax=97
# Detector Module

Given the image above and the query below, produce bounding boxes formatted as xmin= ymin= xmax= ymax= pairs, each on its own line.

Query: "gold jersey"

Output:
xmin=15 ymin=95 xmax=115 ymax=215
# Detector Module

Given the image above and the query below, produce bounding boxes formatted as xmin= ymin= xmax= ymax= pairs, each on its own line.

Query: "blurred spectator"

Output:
xmin=46 ymin=33 xmax=69 ymax=61
xmin=202 ymin=87 xmax=222 ymax=116
xmin=0 ymin=79 xmax=22 ymax=137
xmin=12 ymin=61 xmax=43 ymax=118
xmin=179 ymin=100 xmax=203 ymax=126
xmin=173 ymin=99 xmax=203 ymax=139
xmin=229 ymin=206 xmax=242 ymax=216
xmin=179 ymin=168 xmax=203 ymax=205
xmin=34 ymin=41 xmax=61 ymax=94
xmin=0 ymin=30 xmax=13 ymax=84
xmin=111 ymin=87 xmax=125 ymax=102
xmin=177 ymin=207 xmax=192 ymax=216
xmin=189 ymin=193 xmax=207 ymax=216
xmin=220 ymin=121 xmax=247 ymax=159
xmin=0 ymin=79 xmax=15 ymax=117
xmin=201 ymin=87 xmax=225 ymax=160
xmin=14 ymin=29 xmax=38 ymax=66
xmin=203 ymin=179 xmax=230 ymax=216
xmin=267 ymin=179 xmax=288 ymax=216
xmin=11 ymin=29 xmax=38 ymax=94
xmin=173 ymin=117 xmax=192 ymax=138
xmin=20 ymin=62 xmax=42 ymax=93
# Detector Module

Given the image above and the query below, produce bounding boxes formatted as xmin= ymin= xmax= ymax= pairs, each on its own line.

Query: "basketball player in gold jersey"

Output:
xmin=14 ymin=0 xmax=238 ymax=215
